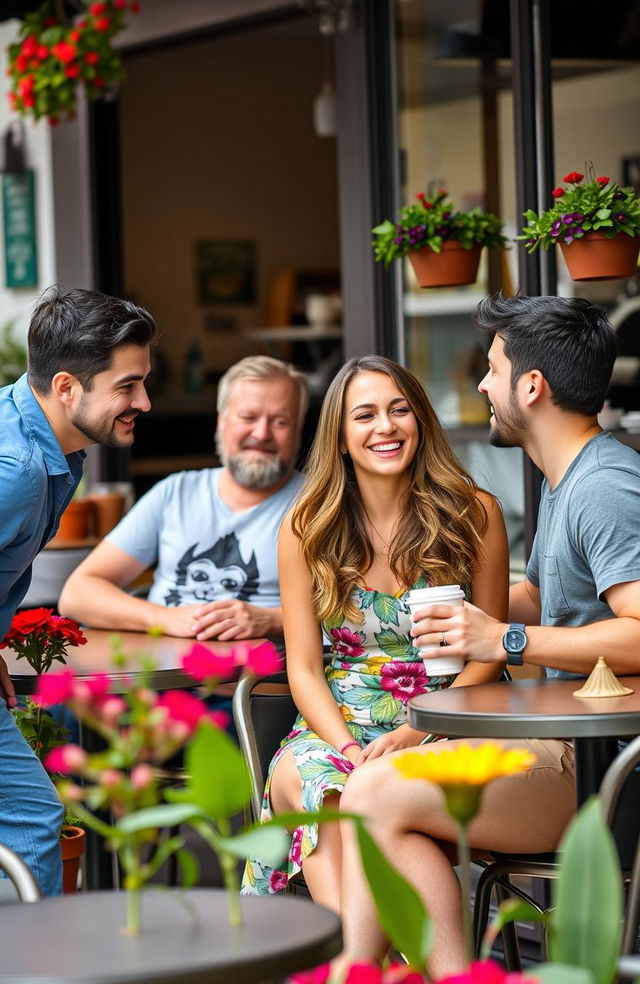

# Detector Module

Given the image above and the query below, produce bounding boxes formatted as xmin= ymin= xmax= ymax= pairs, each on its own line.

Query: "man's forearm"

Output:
xmin=59 ymin=577 xmax=164 ymax=631
xmin=496 ymin=617 xmax=640 ymax=676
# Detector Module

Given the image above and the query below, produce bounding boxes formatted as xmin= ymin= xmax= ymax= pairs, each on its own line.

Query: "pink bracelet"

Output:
xmin=339 ymin=740 xmax=360 ymax=755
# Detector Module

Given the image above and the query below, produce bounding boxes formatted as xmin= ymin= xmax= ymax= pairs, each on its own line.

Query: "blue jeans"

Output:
xmin=0 ymin=698 xmax=64 ymax=896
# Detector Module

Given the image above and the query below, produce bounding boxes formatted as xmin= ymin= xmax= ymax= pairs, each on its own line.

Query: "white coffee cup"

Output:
xmin=406 ymin=584 xmax=465 ymax=676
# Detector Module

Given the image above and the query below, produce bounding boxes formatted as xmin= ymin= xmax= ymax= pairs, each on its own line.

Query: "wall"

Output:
xmin=0 ymin=20 xmax=58 ymax=345
xmin=119 ymin=16 xmax=340 ymax=385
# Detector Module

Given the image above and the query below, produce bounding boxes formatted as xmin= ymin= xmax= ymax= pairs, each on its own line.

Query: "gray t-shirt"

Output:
xmin=107 ymin=468 xmax=303 ymax=610
xmin=527 ymin=432 xmax=640 ymax=679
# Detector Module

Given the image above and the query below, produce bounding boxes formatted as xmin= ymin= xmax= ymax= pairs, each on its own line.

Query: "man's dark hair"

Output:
xmin=27 ymin=286 xmax=156 ymax=394
xmin=473 ymin=293 xmax=617 ymax=415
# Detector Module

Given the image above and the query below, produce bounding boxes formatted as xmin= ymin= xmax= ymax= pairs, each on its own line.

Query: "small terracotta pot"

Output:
xmin=60 ymin=825 xmax=85 ymax=894
xmin=408 ymin=242 xmax=483 ymax=288
xmin=89 ymin=492 xmax=126 ymax=538
xmin=559 ymin=232 xmax=640 ymax=282
xmin=53 ymin=499 xmax=93 ymax=542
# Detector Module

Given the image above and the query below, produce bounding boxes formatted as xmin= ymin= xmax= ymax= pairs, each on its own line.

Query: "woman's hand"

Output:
xmin=355 ymin=724 xmax=425 ymax=765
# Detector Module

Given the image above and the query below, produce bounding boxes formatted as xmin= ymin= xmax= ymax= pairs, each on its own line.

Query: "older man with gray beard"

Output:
xmin=59 ymin=356 xmax=307 ymax=641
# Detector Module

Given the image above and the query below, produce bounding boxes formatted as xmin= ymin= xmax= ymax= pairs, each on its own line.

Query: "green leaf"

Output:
xmin=375 ymin=628 xmax=414 ymax=659
xmin=356 ymin=821 xmax=432 ymax=970
xmin=370 ymin=691 xmax=402 ymax=724
xmin=183 ymin=721 xmax=252 ymax=819
xmin=550 ymin=798 xmax=622 ymax=984
xmin=372 ymin=594 xmax=400 ymax=625
xmin=529 ymin=964 xmax=594 ymax=984
xmin=596 ymin=209 xmax=611 ymax=220
xmin=117 ymin=802 xmax=206 ymax=833
xmin=217 ymin=826 xmax=289 ymax=867
xmin=175 ymin=848 xmax=199 ymax=888
xmin=482 ymin=898 xmax=547 ymax=959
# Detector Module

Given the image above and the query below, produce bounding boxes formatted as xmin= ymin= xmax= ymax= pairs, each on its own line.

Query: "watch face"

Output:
xmin=505 ymin=628 xmax=526 ymax=652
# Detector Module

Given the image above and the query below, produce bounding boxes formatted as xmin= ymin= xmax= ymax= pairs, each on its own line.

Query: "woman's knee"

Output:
xmin=340 ymin=758 xmax=387 ymax=815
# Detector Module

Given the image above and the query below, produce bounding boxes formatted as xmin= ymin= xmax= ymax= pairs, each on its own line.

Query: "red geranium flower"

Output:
xmin=52 ymin=41 xmax=77 ymax=64
xmin=551 ymin=186 xmax=564 ymax=199
xmin=94 ymin=17 xmax=111 ymax=32
xmin=85 ymin=51 xmax=99 ymax=65
xmin=563 ymin=171 xmax=584 ymax=184
xmin=597 ymin=175 xmax=610 ymax=186
xmin=64 ymin=63 xmax=80 ymax=78
xmin=90 ymin=1 xmax=107 ymax=13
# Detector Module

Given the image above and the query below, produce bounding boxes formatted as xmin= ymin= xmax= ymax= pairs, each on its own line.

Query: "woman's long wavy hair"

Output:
xmin=291 ymin=356 xmax=488 ymax=624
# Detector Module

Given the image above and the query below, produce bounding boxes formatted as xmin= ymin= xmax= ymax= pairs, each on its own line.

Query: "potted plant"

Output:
xmin=7 ymin=0 xmax=141 ymax=126
xmin=0 ymin=321 xmax=27 ymax=387
xmin=372 ymin=187 xmax=507 ymax=289
xmin=0 ymin=607 xmax=88 ymax=892
xmin=520 ymin=167 xmax=640 ymax=281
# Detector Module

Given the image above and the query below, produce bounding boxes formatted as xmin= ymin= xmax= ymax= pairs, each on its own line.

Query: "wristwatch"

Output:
xmin=502 ymin=623 xmax=527 ymax=666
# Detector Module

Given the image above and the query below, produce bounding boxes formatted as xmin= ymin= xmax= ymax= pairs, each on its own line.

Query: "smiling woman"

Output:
xmin=242 ymin=354 xmax=510 ymax=909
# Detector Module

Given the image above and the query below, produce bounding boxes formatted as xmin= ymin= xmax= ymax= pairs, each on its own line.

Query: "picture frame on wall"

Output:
xmin=195 ymin=239 xmax=256 ymax=305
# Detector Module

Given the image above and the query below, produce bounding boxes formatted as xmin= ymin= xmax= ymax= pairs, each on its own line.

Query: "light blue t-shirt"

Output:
xmin=0 ymin=374 xmax=85 ymax=640
xmin=107 ymin=467 xmax=303 ymax=610
xmin=527 ymin=431 xmax=640 ymax=679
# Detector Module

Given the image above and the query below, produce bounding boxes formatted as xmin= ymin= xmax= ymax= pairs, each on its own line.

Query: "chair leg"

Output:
xmin=474 ymin=863 xmax=501 ymax=957
xmin=496 ymin=879 xmax=523 ymax=971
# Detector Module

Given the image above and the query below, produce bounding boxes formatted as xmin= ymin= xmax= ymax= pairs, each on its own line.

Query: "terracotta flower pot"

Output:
xmin=53 ymin=498 xmax=93 ymax=543
xmin=559 ymin=232 xmax=640 ymax=282
xmin=408 ymin=242 xmax=483 ymax=288
xmin=60 ymin=824 xmax=85 ymax=894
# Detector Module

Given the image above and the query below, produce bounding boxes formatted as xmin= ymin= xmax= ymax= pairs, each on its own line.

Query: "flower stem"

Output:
xmin=457 ymin=821 xmax=474 ymax=963
xmin=218 ymin=818 xmax=242 ymax=927
xmin=126 ymin=884 xmax=141 ymax=936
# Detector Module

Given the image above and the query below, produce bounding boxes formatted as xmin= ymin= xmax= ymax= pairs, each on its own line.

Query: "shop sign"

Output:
xmin=2 ymin=170 xmax=38 ymax=288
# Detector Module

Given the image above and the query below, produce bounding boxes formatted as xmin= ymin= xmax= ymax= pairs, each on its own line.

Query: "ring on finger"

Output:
xmin=440 ymin=631 xmax=448 ymax=647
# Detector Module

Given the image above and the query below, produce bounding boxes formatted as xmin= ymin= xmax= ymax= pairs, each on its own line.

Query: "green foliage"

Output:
xmin=372 ymin=189 xmax=506 ymax=267
xmin=550 ymin=798 xmax=622 ymax=984
xmin=519 ymin=169 xmax=640 ymax=252
xmin=13 ymin=697 xmax=68 ymax=762
xmin=0 ymin=322 xmax=27 ymax=387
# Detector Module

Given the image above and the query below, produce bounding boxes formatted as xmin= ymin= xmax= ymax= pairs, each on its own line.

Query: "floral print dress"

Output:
xmin=242 ymin=575 xmax=460 ymax=895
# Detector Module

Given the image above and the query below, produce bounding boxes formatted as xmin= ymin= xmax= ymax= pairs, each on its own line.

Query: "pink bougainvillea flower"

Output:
xmin=436 ymin=959 xmax=533 ymax=984
xmin=44 ymin=744 xmax=87 ymax=775
xmin=156 ymin=690 xmax=211 ymax=733
xmin=288 ymin=963 xmax=331 ymax=984
xmin=380 ymin=660 xmax=427 ymax=700
xmin=208 ymin=709 xmax=230 ymax=730
xmin=330 ymin=627 xmax=365 ymax=659
xmin=345 ymin=965 xmax=384 ymax=984
xmin=131 ymin=764 xmax=154 ymax=790
xmin=33 ymin=668 xmax=77 ymax=706
xmin=383 ymin=966 xmax=427 ymax=984
xmin=181 ymin=642 xmax=235 ymax=682
xmin=244 ymin=640 xmax=282 ymax=676
xmin=99 ymin=696 xmax=127 ymax=726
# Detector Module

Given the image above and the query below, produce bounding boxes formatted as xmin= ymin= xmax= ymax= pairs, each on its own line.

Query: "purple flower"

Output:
xmin=394 ymin=236 xmax=404 ymax=245
xmin=442 ymin=211 xmax=451 ymax=219
xmin=572 ymin=213 xmax=584 ymax=222
xmin=565 ymin=235 xmax=574 ymax=244
xmin=562 ymin=214 xmax=573 ymax=225
xmin=575 ymin=226 xmax=584 ymax=235
xmin=616 ymin=213 xmax=626 ymax=222
xmin=615 ymin=192 xmax=626 ymax=201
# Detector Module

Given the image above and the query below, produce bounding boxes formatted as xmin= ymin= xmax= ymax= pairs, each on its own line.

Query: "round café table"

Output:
xmin=0 ymin=889 xmax=342 ymax=983
xmin=409 ymin=676 xmax=640 ymax=805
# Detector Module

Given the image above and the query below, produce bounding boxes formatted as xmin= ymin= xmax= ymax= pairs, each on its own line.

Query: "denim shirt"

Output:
xmin=0 ymin=373 xmax=85 ymax=640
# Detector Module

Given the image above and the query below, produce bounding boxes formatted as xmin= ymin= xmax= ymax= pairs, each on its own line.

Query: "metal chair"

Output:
xmin=232 ymin=669 xmax=297 ymax=823
xmin=0 ymin=842 xmax=42 ymax=902
xmin=473 ymin=733 xmax=640 ymax=968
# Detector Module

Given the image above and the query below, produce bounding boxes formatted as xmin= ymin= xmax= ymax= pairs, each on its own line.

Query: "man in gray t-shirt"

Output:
xmin=60 ymin=356 xmax=308 ymax=642
xmin=336 ymin=295 xmax=640 ymax=978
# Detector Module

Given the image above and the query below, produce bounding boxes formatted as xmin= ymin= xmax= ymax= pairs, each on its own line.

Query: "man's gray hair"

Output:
xmin=217 ymin=355 xmax=309 ymax=426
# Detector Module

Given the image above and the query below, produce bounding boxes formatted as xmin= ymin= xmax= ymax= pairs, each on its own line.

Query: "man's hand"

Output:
xmin=191 ymin=600 xmax=277 ymax=641
xmin=0 ymin=655 xmax=17 ymax=707
xmin=410 ymin=601 xmax=506 ymax=665
xmin=356 ymin=724 xmax=426 ymax=765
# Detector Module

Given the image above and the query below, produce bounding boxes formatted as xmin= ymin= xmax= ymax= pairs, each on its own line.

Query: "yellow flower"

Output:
xmin=394 ymin=741 xmax=536 ymax=824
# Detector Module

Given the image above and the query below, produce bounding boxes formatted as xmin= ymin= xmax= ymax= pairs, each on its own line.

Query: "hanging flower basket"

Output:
xmin=7 ymin=0 xmax=141 ymax=126
xmin=372 ymin=186 xmax=506 ymax=289
xmin=520 ymin=166 xmax=640 ymax=282
xmin=559 ymin=232 xmax=640 ymax=282
xmin=408 ymin=242 xmax=483 ymax=289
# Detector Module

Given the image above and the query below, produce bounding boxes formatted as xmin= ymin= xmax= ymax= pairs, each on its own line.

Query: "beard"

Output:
xmin=71 ymin=398 xmax=138 ymax=449
xmin=216 ymin=434 xmax=289 ymax=490
xmin=488 ymin=392 xmax=526 ymax=449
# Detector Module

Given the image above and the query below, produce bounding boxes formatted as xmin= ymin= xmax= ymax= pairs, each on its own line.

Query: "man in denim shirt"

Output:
xmin=0 ymin=286 xmax=155 ymax=895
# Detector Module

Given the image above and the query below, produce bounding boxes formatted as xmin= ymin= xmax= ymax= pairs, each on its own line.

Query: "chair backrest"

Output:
xmin=0 ymin=843 xmax=42 ymax=903
xmin=232 ymin=670 xmax=298 ymax=822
